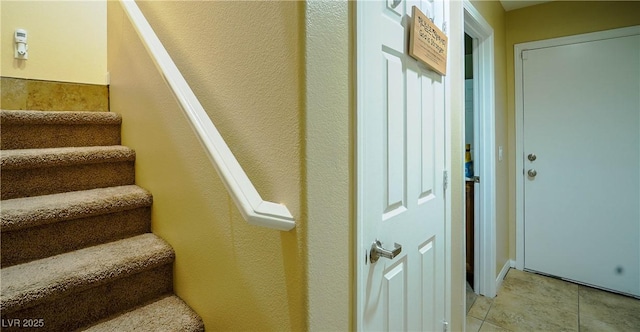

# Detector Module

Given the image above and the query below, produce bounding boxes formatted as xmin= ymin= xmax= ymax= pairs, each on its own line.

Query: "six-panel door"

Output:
xmin=357 ymin=0 xmax=448 ymax=330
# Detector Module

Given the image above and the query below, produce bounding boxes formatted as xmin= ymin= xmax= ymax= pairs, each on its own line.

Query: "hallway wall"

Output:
xmin=108 ymin=1 xmax=305 ymax=330
xmin=305 ymin=1 xmax=352 ymax=330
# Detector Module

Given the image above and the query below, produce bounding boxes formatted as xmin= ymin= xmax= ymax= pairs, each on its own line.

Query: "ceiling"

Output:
xmin=500 ymin=0 xmax=554 ymax=11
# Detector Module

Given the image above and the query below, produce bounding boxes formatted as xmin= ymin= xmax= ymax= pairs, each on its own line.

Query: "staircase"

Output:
xmin=0 ymin=109 xmax=204 ymax=331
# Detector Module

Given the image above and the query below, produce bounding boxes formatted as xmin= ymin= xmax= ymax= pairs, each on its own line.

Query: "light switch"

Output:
xmin=498 ymin=146 xmax=503 ymax=161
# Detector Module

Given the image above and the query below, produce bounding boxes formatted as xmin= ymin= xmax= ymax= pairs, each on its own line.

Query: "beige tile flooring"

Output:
xmin=466 ymin=268 xmax=640 ymax=331
xmin=1 ymin=77 xmax=109 ymax=112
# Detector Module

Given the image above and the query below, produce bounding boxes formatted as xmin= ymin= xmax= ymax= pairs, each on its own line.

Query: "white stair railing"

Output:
xmin=119 ymin=0 xmax=295 ymax=231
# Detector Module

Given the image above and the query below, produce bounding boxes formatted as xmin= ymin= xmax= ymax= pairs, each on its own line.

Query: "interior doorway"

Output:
xmin=463 ymin=0 xmax=497 ymax=298
xmin=464 ymin=32 xmax=475 ymax=289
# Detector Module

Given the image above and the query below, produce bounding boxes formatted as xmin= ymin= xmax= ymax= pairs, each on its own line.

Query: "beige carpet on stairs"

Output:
xmin=1 ymin=185 xmax=152 ymax=266
xmin=1 ymin=109 xmax=121 ymax=149
xmin=0 ymin=109 xmax=204 ymax=331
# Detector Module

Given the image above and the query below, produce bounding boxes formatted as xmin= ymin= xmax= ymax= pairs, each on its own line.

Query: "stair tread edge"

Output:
xmin=0 ymin=234 xmax=174 ymax=314
xmin=0 ymin=110 xmax=121 ymax=125
xmin=0 ymin=185 xmax=152 ymax=231
xmin=81 ymin=295 xmax=204 ymax=332
xmin=1 ymin=146 xmax=135 ymax=169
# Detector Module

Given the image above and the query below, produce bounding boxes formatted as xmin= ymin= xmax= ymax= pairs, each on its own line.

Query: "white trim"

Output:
xmin=444 ymin=0 xmax=453 ymax=328
xmin=515 ymin=38 xmax=524 ymax=269
xmin=355 ymin=2 xmax=366 ymax=329
xmin=496 ymin=260 xmax=515 ymax=293
xmin=463 ymin=0 xmax=497 ymax=298
xmin=514 ymin=25 xmax=640 ymax=270
xmin=119 ymin=0 xmax=294 ymax=231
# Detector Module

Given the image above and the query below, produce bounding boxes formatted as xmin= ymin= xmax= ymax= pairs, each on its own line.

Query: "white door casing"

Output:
xmin=356 ymin=0 xmax=449 ymax=330
xmin=515 ymin=27 xmax=640 ymax=296
xmin=463 ymin=0 xmax=497 ymax=298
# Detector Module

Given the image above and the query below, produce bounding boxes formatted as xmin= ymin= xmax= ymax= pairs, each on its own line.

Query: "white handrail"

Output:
xmin=119 ymin=0 xmax=295 ymax=231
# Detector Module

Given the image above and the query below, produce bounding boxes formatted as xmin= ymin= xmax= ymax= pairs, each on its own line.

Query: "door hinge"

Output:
xmin=442 ymin=21 xmax=447 ymax=34
xmin=443 ymin=170 xmax=448 ymax=192
xmin=443 ymin=320 xmax=449 ymax=332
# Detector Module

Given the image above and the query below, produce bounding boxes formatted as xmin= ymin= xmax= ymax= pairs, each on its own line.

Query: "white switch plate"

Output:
xmin=498 ymin=146 xmax=503 ymax=161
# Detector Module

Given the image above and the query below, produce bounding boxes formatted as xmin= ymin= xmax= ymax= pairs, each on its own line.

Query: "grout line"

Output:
xmin=483 ymin=298 xmax=494 ymax=323
xmin=481 ymin=295 xmax=517 ymax=332
xmin=577 ymin=285 xmax=581 ymax=331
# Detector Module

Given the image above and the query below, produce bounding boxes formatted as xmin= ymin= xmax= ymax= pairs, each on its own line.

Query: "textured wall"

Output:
xmin=0 ymin=0 xmax=107 ymax=84
xmin=505 ymin=1 xmax=640 ymax=260
xmin=108 ymin=1 xmax=304 ymax=330
xmin=305 ymin=1 xmax=352 ymax=330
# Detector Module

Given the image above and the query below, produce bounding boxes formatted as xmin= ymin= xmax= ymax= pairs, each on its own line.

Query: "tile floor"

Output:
xmin=466 ymin=268 xmax=640 ymax=331
xmin=0 ymin=77 xmax=109 ymax=112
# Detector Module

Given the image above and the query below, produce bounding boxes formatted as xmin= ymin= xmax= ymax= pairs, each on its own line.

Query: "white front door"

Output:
xmin=356 ymin=0 xmax=448 ymax=330
xmin=522 ymin=32 xmax=640 ymax=296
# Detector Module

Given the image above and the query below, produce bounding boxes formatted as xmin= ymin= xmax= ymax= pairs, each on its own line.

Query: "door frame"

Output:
xmin=463 ymin=0 xmax=498 ymax=298
xmin=514 ymin=25 xmax=640 ymax=270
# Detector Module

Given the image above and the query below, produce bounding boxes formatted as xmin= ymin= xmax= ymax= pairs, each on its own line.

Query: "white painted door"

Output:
xmin=523 ymin=33 xmax=640 ymax=296
xmin=357 ymin=0 xmax=448 ymax=330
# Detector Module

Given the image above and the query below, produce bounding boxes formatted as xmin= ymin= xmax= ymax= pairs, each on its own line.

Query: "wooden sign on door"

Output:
xmin=409 ymin=6 xmax=448 ymax=76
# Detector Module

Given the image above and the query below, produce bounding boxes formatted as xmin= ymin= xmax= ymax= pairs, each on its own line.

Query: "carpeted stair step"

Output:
xmin=0 ymin=110 xmax=122 ymax=149
xmin=0 ymin=146 xmax=135 ymax=200
xmin=82 ymin=295 xmax=204 ymax=332
xmin=1 ymin=185 xmax=153 ymax=267
xmin=0 ymin=234 xmax=175 ymax=332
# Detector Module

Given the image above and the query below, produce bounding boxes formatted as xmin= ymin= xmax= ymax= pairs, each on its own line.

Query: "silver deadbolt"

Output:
xmin=370 ymin=240 xmax=402 ymax=264
xmin=528 ymin=169 xmax=537 ymax=177
xmin=528 ymin=153 xmax=537 ymax=162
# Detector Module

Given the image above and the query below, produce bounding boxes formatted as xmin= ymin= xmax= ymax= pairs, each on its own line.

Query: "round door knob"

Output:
xmin=528 ymin=169 xmax=537 ymax=177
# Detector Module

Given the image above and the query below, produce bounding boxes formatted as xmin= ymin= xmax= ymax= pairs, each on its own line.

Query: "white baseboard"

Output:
xmin=495 ymin=260 xmax=515 ymax=293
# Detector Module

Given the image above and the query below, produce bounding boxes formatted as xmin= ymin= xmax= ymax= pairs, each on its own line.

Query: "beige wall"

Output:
xmin=0 ymin=0 xmax=106 ymax=84
xmin=305 ymin=1 xmax=352 ymax=330
xmin=469 ymin=0 xmax=510 ymax=277
xmin=505 ymin=1 xmax=640 ymax=260
xmin=108 ymin=1 xmax=305 ymax=330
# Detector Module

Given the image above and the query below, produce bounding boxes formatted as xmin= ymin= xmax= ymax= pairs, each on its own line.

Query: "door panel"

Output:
xmin=384 ymin=52 xmax=407 ymax=218
xmin=419 ymin=239 xmax=436 ymax=330
xmin=357 ymin=0 xmax=447 ymax=330
xmin=523 ymin=34 xmax=640 ymax=296
xmin=419 ymin=71 xmax=437 ymax=203
xmin=384 ymin=261 xmax=407 ymax=331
